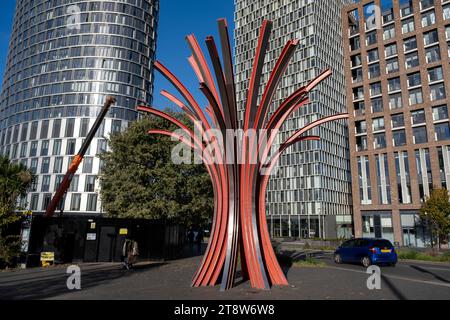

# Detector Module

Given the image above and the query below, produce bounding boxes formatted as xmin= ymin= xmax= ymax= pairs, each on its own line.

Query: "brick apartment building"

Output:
xmin=342 ymin=0 xmax=450 ymax=247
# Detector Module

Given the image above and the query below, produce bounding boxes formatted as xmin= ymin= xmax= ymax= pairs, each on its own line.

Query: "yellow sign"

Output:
xmin=119 ymin=228 xmax=128 ymax=235
xmin=40 ymin=252 xmax=55 ymax=262
xmin=90 ymin=222 xmax=96 ymax=229
xmin=41 ymin=252 xmax=55 ymax=267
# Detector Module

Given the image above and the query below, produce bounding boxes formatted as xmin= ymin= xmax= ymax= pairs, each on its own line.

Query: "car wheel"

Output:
xmin=389 ymin=262 xmax=397 ymax=267
xmin=361 ymin=256 xmax=371 ymax=268
xmin=334 ymin=254 xmax=342 ymax=264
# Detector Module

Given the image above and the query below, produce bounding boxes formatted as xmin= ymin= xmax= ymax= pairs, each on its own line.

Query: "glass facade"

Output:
xmin=0 ymin=0 xmax=159 ymax=214
xmin=235 ymin=0 xmax=353 ymax=239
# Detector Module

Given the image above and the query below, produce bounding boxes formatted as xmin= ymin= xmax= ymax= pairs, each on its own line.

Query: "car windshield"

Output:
xmin=373 ymin=240 xmax=393 ymax=248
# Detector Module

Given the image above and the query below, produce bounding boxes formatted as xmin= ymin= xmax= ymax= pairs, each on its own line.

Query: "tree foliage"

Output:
xmin=99 ymin=111 xmax=214 ymax=227
xmin=419 ymin=188 xmax=450 ymax=248
xmin=0 ymin=156 xmax=34 ymax=266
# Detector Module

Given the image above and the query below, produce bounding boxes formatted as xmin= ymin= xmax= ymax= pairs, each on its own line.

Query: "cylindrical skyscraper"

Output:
xmin=0 ymin=0 xmax=159 ymax=215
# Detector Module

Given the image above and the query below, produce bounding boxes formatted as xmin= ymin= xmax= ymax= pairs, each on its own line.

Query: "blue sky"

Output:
xmin=0 ymin=0 xmax=235 ymax=108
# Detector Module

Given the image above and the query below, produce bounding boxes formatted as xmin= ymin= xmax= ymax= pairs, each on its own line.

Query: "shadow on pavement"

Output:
xmin=410 ymin=265 xmax=450 ymax=284
xmin=381 ymin=274 xmax=407 ymax=300
xmin=0 ymin=262 xmax=165 ymax=300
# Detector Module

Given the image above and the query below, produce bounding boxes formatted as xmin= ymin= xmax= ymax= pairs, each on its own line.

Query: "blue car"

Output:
xmin=334 ymin=238 xmax=398 ymax=267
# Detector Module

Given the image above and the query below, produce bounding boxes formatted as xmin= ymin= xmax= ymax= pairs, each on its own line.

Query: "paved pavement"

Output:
xmin=1 ymin=253 xmax=450 ymax=300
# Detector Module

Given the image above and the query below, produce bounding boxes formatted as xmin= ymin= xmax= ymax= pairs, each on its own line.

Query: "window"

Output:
xmin=41 ymin=175 xmax=51 ymax=192
xmin=428 ymin=66 xmax=443 ymax=82
xmin=30 ymin=159 xmax=38 ymax=174
xmin=368 ymin=63 xmax=380 ymax=78
xmin=389 ymin=93 xmax=402 ymax=110
xmin=348 ymin=9 xmax=360 ymax=35
xmin=70 ymin=194 xmax=82 ymax=211
xmin=52 ymin=139 xmax=62 ymax=155
xmin=69 ymin=175 xmax=79 ymax=192
xmin=402 ymin=18 xmax=415 ymax=34
xmin=65 ymin=118 xmax=75 ymax=137
xmin=376 ymin=154 xmax=391 ymax=205
xmin=424 ymin=30 xmax=439 ymax=46
xmin=420 ymin=0 xmax=434 ymax=11
xmin=30 ymin=194 xmax=39 ymax=211
xmin=40 ymin=120 xmax=49 ymax=139
xmin=444 ymin=4 xmax=450 ymax=20
xmin=421 ymin=10 xmax=436 ymax=27
xmin=353 ymin=87 xmax=364 ymax=100
xmin=425 ymin=45 xmax=441 ymax=63
xmin=20 ymin=143 xmax=28 ymax=158
xmin=446 ymin=25 xmax=450 ymax=40
xmin=352 ymin=68 xmax=363 ymax=82
xmin=41 ymin=158 xmax=50 ymax=174
xmin=30 ymin=122 xmax=38 ymax=140
xmin=409 ymin=89 xmax=423 ymax=105
xmin=80 ymin=118 xmax=90 ymax=137
xmin=401 ymin=1 xmax=413 ymax=17
xmin=412 ymin=109 xmax=426 ymax=125
xmin=391 ymin=114 xmax=405 ymax=128
xmin=53 ymin=157 xmax=63 ymax=173
xmin=356 ymin=136 xmax=368 ymax=151
xmin=52 ymin=119 xmax=61 ymax=138
xmin=413 ymin=126 xmax=428 ymax=144
xmin=42 ymin=194 xmax=52 ymax=211
xmin=30 ymin=141 xmax=37 ymax=157
xmin=407 ymin=72 xmax=421 ymax=87
xmin=371 ymin=97 xmax=383 ymax=113
xmin=372 ymin=117 xmax=385 ymax=131
xmin=370 ymin=82 xmax=382 ymax=96
xmin=395 ymin=151 xmax=412 ymax=204
xmin=385 ymin=43 xmax=397 ymax=57
xmin=366 ymin=31 xmax=377 ymax=46
xmin=41 ymin=140 xmax=49 ymax=156
xmin=86 ymin=194 xmax=97 ymax=212
xmin=111 ymin=120 xmax=122 ymax=133
xmin=388 ymin=77 xmax=401 ymax=92
xmin=66 ymin=139 xmax=76 ymax=155
xmin=350 ymin=36 xmax=360 ymax=51
xmin=386 ymin=58 xmax=399 ymax=73
xmin=83 ymin=157 xmax=94 ymax=173
xmin=404 ymin=37 xmax=417 ymax=52
xmin=430 ymin=83 xmax=446 ymax=101
xmin=374 ymin=133 xmax=387 ymax=149
xmin=405 ymin=52 xmax=419 ymax=69
xmin=393 ymin=129 xmax=407 ymax=146
xmin=97 ymin=139 xmax=107 ymax=154
xmin=356 ymin=121 xmax=367 ymax=134
xmin=383 ymin=24 xmax=395 ymax=40
xmin=432 ymin=105 xmax=449 ymax=121
xmin=358 ymin=156 xmax=372 ymax=204
xmin=435 ymin=122 xmax=450 ymax=141
xmin=351 ymin=54 xmax=362 ymax=67
xmin=85 ymin=175 xmax=97 ymax=192
xmin=367 ymin=49 xmax=379 ymax=62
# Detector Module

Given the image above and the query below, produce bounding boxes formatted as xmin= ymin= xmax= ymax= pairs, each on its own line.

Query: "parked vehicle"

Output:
xmin=334 ymin=238 xmax=397 ymax=267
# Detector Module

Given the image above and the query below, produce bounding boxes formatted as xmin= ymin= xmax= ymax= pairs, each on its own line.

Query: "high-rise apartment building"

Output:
xmin=234 ymin=0 xmax=354 ymax=239
xmin=0 ymin=0 xmax=159 ymax=215
xmin=343 ymin=0 xmax=450 ymax=247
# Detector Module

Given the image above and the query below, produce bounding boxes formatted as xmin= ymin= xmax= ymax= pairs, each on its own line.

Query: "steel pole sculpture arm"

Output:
xmin=45 ymin=96 xmax=116 ymax=218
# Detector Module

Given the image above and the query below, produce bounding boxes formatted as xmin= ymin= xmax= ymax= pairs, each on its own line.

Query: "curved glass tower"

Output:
xmin=0 ymin=0 xmax=159 ymax=215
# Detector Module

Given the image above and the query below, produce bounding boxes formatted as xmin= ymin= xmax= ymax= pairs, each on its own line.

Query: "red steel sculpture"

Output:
xmin=137 ymin=19 xmax=349 ymax=291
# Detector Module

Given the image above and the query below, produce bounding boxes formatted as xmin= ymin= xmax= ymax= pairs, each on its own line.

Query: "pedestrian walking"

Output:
xmin=187 ymin=228 xmax=195 ymax=253
xmin=196 ymin=229 xmax=204 ymax=254
xmin=122 ymin=238 xmax=139 ymax=270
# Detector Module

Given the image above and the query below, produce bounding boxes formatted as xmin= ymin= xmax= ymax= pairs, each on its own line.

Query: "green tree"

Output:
xmin=419 ymin=188 xmax=450 ymax=249
xmin=0 ymin=156 xmax=34 ymax=266
xmin=99 ymin=111 xmax=213 ymax=227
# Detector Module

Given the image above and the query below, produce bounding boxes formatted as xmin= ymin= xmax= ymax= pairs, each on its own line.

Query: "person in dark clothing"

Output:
xmin=195 ymin=229 xmax=204 ymax=254
xmin=187 ymin=228 xmax=195 ymax=253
